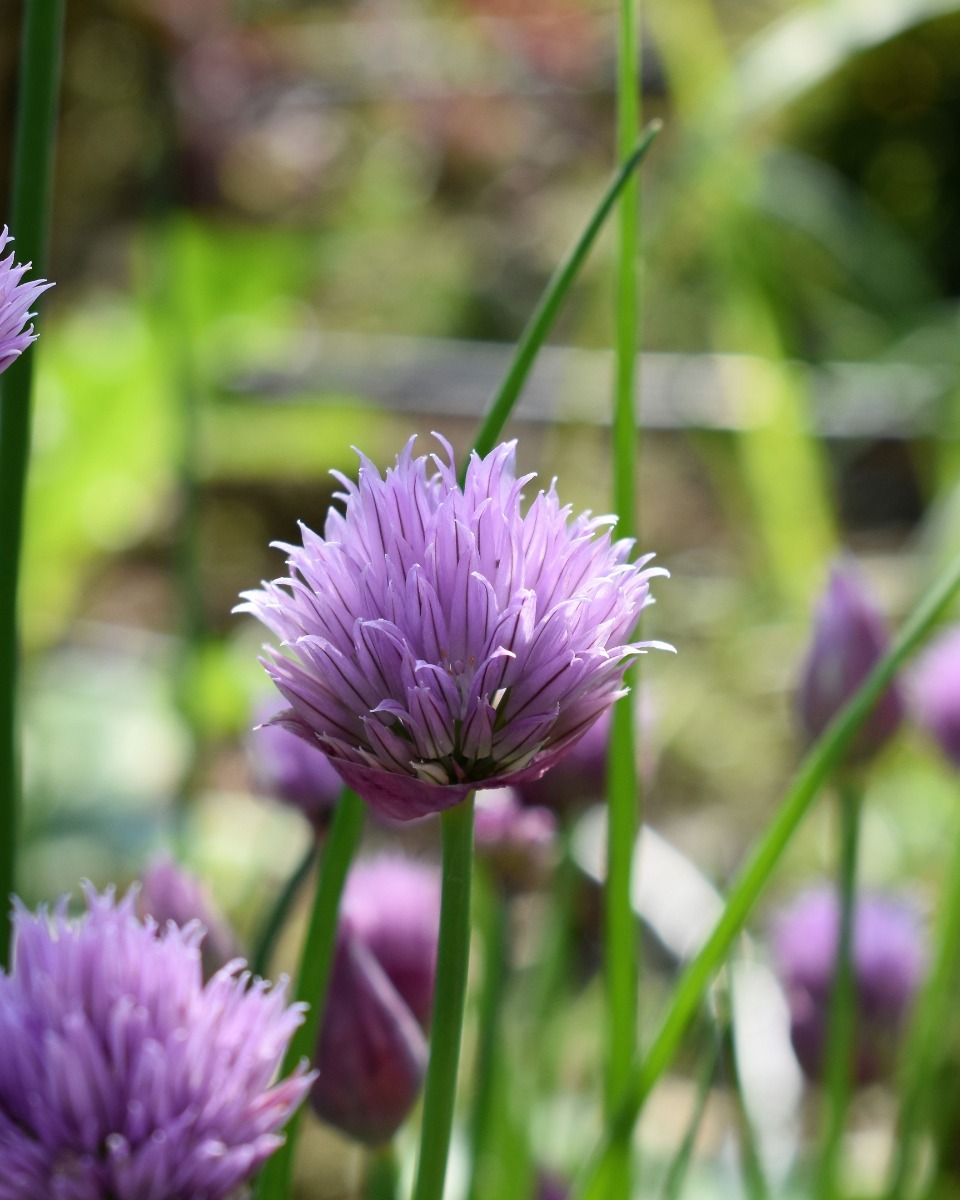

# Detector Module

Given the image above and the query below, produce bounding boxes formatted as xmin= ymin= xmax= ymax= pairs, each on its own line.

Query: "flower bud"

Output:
xmin=772 ymin=888 xmax=926 ymax=1086
xmin=249 ymin=699 xmax=344 ymax=832
xmin=912 ymin=625 xmax=960 ymax=769
xmin=475 ymin=787 xmax=557 ymax=892
xmin=796 ymin=559 xmax=904 ymax=762
xmin=136 ymin=855 xmax=241 ymax=980
xmin=341 ymin=855 xmax=440 ymax=1028
xmin=311 ymin=933 xmax=428 ymax=1145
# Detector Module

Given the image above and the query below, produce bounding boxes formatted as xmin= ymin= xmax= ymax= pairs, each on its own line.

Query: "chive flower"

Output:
xmin=249 ymin=698 xmax=345 ymax=832
xmin=796 ymin=558 xmax=904 ymax=762
xmin=239 ymin=436 xmax=669 ymax=820
xmin=136 ymin=855 xmax=242 ymax=980
xmin=0 ymin=227 xmax=52 ymax=374
xmin=912 ymin=624 xmax=960 ymax=769
xmin=772 ymin=888 xmax=926 ymax=1086
xmin=0 ymin=885 xmax=312 ymax=1199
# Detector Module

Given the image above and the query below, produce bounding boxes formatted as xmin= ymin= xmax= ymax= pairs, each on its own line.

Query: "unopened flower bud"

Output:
xmin=796 ymin=559 xmax=904 ymax=762
xmin=772 ymin=888 xmax=926 ymax=1086
xmin=311 ymin=933 xmax=428 ymax=1145
xmin=475 ymin=787 xmax=557 ymax=892
xmin=912 ymin=625 xmax=960 ymax=769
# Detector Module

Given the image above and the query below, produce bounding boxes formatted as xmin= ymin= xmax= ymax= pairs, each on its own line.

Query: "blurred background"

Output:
xmin=6 ymin=0 xmax=960 ymax=1193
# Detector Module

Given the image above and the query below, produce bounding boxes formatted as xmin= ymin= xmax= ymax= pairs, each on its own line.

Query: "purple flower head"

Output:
xmin=912 ymin=625 xmax=960 ymax=769
xmin=239 ymin=436 xmax=669 ymax=821
xmin=772 ymin=888 xmax=926 ymax=1086
xmin=249 ymin=698 xmax=344 ymax=831
xmin=796 ymin=558 xmax=905 ymax=762
xmin=311 ymin=932 xmax=428 ymax=1146
xmin=0 ymin=227 xmax=52 ymax=375
xmin=0 ymin=884 xmax=312 ymax=1200
xmin=136 ymin=855 xmax=242 ymax=981
xmin=475 ymin=786 xmax=557 ymax=892
xmin=341 ymin=854 xmax=441 ymax=1028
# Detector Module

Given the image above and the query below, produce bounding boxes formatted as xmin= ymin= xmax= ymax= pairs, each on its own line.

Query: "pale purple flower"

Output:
xmin=0 ymin=227 xmax=52 ymax=374
xmin=912 ymin=625 xmax=960 ymax=769
xmin=341 ymin=854 xmax=441 ymax=1028
xmin=475 ymin=787 xmax=557 ymax=891
xmin=796 ymin=558 xmax=904 ymax=762
xmin=136 ymin=855 xmax=242 ymax=980
xmin=311 ymin=932 xmax=428 ymax=1146
xmin=0 ymin=885 xmax=312 ymax=1200
xmin=239 ymin=436 xmax=669 ymax=821
xmin=249 ymin=698 xmax=344 ymax=831
xmin=772 ymin=888 xmax=926 ymax=1086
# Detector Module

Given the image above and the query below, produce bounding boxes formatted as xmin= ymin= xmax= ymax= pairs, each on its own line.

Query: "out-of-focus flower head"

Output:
xmin=535 ymin=1171 xmax=570 ymax=1200
xmin=0 ymin=884 xmax=312 ymax=1200
xmin=341 ymin=853 xmax=441 ymax=1029
xmin=0 ymin=227 xmax=52 ymax=375
xmin=136 ymin=854 xmax=242 ymax=980
xmin=796 ymin=558 xmax=905 ymax=763
xmin=249 ymin=697 xmax=344 ymax=831
xmin=772 ymin=887 xmax=926 ymax=1086
xmin=239 ymin=435 xmax=669 ymax=821
xmin=310 ymin=932 xmax=428 ymax=1146
xmin=912 ymin=624 xmax=960 ymax=769
xmin=475 ymin=786 xmax=557 ymax=892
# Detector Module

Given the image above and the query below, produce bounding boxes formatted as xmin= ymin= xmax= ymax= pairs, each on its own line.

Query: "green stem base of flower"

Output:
xmin=412 ymin=796 xmax=475 ymax=1200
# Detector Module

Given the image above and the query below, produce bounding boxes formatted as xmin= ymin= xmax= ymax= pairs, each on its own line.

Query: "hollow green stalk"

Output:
xmin=412 ymin=796 xmax=476 ymax=1200
xmin=0 ymin=0 xmax=65 ymax=968
xmin=887 ymin=795 xmax=960 ymax=1198
xmin=254 ymin=789 xmax=365 ymax=1200
xmin=573 ymin=550 xmax=960 ymax=1200
xmin=364 ymin=1143 xmax=401 ymax=1200
xmin=468 ymin=124 xmax=660 ymax=467
xmin=466 ymin=872 xmax=510 ymax=1200
xmin=603 ymin=0 xmax=643 ymax=1186
xmin=251 ymin=838 xmax=318 ymax=980
xmin=817 ymin=778 xmax=862 ymax=1200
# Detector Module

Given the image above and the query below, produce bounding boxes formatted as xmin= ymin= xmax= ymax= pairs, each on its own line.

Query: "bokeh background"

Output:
xmin=5 ymin=0 xmax=960 ymax=1192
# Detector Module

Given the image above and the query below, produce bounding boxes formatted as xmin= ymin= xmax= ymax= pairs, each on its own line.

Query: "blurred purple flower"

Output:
xmin=341 ymin=854 xmax=441 ymax=1028
xmin=0 ymin=884 xmax=312 ymax=1200
xmin=912 ymin=625 xmax=960 ymax=769
xmin=249 ymin=698 xmax=344 ymax=831
xmin=239 ymin=436 xmax=669 ymax=821
xmin=796 ymin=558 xmax=904 ymax=762
xmin=772 ymin=888 xmax=926 ymax=1086
xmin=536 ymin=1171 xmax=570 ymax=1200
xmin=0 ymin=227 xmax=52 ymax=374
xmin=136 ymin=854 xmax=242 ymax=980
xmin=310 ymin=932 xmax=428 ymax=1146
xmin=475 ymin=787 xmax=557 ymax=891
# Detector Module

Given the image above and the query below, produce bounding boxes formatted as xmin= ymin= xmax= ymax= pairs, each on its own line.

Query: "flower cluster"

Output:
xmin=240 ymin=436 xmax=668 ymax=820
xmin=0 ymin=227 xmax=51 ymax=375
xmin=0 ymin=885 xmax=311 ymax=1200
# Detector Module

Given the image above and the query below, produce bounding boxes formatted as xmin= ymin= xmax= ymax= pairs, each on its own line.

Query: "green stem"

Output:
xmin=364 ymin=1143 xmax=401 ymax=1200
xmin=604 ymin=0 xmax=642 ymax=1185
xmin=412 ymin=796 xmax=476 ymax=1200
xmin=466 ymin=873 xmax=510 ymax=1200
xmin=0 ymin=0 xmax=65 ymax=967
xmin=573 ymin=550 xmax=960 ymax=1200
xmin=660 ymin=1033 xmax=721 ymax=1200
xmin=888 ymin=798 xmax=960 ymax=1198
xmin=467 ymin=124 xmax=660 ymax=472
xmin=817 ymin=779 xmax=862 ymax=1200
xmin=254 ymin=789 xmax=365 ymax=1200
xmin=251 ymin=838 xmax=317 ymax=979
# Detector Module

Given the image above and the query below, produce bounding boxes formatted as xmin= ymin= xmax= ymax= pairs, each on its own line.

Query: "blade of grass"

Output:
xmin=0 ymin=0 xmax=65 ymax=967
xmin=660 ymin=1033 xmax=722 ymax=1200
xmin=467 ymin=123 xmax=660 ymax=469
xmin=574 ymin=550 xmax=960 ymax=1200
xmin=254 ymin=789 xmax=365 ymax=1200
xmin=251 ymin=838 xmax=317 ymax=979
